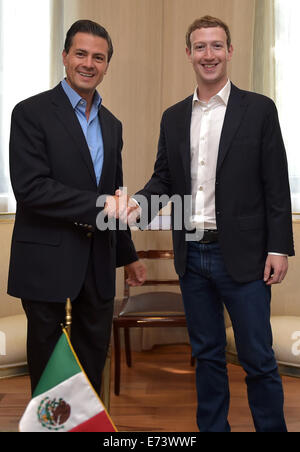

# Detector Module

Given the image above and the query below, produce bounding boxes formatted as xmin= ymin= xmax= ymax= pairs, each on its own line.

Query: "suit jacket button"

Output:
xmin=87 ymin=232 xmax=93 ymax=238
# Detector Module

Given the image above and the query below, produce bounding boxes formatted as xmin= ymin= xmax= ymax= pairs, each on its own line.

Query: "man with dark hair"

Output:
xmin=64 ymin=19 xmax=114 ymax=62
xmin=111 ymin=15 xmax=294 ymax=432
xmin=8 ymin=19 xmax=145 ymax=395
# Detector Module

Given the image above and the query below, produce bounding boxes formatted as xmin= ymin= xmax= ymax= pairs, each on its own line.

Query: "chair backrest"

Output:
xmin=124 ymin=250 xmax=179 ymax=297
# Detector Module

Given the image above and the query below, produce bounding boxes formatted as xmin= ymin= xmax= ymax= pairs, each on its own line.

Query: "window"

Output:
xmin=274 ymin=0 xmax=300 ymax=212
xmin=0 ymin=0 xmax=51 ymax=213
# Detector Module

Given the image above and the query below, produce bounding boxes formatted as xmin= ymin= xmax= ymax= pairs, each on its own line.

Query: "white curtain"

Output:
xmin=252 ymin=0 xmax=275 ymax=100
xmin=274 ymin=0 xmax=300 ymax=212
xmin=0 ymin=0 xmax=54 ymax=213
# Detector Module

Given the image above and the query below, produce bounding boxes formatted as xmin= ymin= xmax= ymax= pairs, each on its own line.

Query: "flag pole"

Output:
xmin=65 ymin=298 xmax=72 ymax=338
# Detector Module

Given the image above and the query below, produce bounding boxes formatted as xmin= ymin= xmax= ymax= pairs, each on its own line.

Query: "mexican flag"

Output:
xmin=19 ymin=329 xmax=117 ymax=432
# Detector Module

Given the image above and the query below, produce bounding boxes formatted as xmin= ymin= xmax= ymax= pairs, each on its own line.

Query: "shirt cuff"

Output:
xmin=268 ymin=252 xmax=288 ymax=257
xmin=129 ymin=197 xmax=142 ymax=225
xmin=131 ymin=197 xmax=140 ymax=207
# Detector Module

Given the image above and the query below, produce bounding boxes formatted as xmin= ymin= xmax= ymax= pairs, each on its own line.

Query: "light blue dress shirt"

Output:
xmin=61 ymin=79 xmax=104 ymax=186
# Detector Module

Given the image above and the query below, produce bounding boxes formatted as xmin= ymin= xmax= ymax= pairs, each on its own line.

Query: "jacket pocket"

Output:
xmin=15 ymin=224 xmax=61 ymax=246
xmin=238 ymin=214 xmax=266 ymax=231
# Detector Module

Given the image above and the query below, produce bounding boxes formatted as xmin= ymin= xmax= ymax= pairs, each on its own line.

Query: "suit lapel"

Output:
xmin=216 ymin=83 xmax=248 ymax=173
xmin=97 ymin=107 xmax=112 ymax=193
xmin=51 ymin=84 xmax=97 ymax=186
xmin=178 ymin=96 xmax=193 ymax=191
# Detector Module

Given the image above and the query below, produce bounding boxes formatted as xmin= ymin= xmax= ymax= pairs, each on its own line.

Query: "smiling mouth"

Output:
xmin=78 ymin=72 xmax=94 ymax=78
xmin=202 ymin=64 xmax=218 ymax=69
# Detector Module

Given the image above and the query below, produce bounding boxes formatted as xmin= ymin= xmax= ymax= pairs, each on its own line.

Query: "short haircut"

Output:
xmin=186 ymin=15 xmax=231 ymax=51
xmin=64 ymin=19 xmax=114 ymax=62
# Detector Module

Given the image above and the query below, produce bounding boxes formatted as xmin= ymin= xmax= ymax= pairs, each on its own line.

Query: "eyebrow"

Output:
xmin=193 ymin=40 xmax=224 ymax=46
xmin=75 ymin=48 xmax=106 ymax=57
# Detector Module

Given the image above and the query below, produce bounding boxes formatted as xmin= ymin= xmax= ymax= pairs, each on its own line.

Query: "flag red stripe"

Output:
xmin=68 ymin=411 xmax=116 ymax=432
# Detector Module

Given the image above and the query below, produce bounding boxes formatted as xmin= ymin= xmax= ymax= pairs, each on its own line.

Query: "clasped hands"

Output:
xmin=104 ymin=189 xmax=140 ymax=225
xmin=105 ymin=190 xmax=146 ymax=287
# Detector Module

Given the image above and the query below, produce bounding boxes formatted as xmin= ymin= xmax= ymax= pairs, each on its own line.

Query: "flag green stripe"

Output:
xmin=33 ymin=332 xmax=81 ymax=397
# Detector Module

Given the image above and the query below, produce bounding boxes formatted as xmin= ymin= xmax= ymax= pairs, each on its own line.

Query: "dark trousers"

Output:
xmin=179 ymin=241 xmax=287 ymax=433
xmin=22 ymin=255 xmax=114 ymax=396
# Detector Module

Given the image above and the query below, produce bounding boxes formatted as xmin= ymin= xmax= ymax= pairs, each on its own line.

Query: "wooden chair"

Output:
xmin=113 ymin=250 xmax=194 ymax=396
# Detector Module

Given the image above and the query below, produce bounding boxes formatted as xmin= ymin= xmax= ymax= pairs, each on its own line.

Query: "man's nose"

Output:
xmin=83 ymin=55 xmax=94 ymax=68
xmin=204 ymin=45 xmax=214 ymax=59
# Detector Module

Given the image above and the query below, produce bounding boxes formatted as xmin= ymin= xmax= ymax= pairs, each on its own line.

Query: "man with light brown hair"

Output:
xmin=129 ymin=15 xmax=293 ymax=431
xmin=186 ymin=15 xmax=232 ymax=51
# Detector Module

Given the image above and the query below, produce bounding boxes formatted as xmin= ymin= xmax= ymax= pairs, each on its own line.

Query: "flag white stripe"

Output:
xmin=19 ymin=373 xmax=104 ymax=432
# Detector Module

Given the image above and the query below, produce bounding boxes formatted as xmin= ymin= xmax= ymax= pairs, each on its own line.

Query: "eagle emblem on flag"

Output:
xmin=37 ymin=397 xmax=71 ymax=431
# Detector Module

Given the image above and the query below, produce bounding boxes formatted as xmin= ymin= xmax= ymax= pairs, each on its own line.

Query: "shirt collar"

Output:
xmin=61 ymin=78 xmax=102 ymax=110
xmin=193 ymin=79 xmax=231 ymax=107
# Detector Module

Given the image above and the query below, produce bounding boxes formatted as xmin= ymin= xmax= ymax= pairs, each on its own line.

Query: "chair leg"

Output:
xmin=124 ymin=327 xmax=132 ymax=368
xmin=113 ymin=322 xmax=121 ymax=396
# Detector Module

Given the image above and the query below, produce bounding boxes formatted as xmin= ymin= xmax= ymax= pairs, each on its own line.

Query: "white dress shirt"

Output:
xmin=190 ymin=80 xmax=231 ymax=230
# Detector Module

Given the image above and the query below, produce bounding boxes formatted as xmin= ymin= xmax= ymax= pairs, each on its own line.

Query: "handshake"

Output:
xmin=104 ymin=189 xmax=146 ymax=287
xmin=104 ymin=189 xmax=141 ymax=226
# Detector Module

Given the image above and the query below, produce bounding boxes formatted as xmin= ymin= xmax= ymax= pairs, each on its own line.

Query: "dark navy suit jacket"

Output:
xmin=137 ymin=83 xmax=294 ymax=282
xmin=8 ymin=83 xmax=137 ymax=302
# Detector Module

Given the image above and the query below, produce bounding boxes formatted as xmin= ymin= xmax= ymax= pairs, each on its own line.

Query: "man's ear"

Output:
xmin=227 ymin=44 xmax=234 ymax=62
xmin=62 ymin=50 xmax=67 ymax=66
xmin=186 ymin=47 xmax=192 ymax=62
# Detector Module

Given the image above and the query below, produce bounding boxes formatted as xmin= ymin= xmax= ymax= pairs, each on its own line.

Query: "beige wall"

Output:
xmin=0 ymin=220 xmax=23 ymax=317
xmin=271 ymin=220 xmax=300 ymax=317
